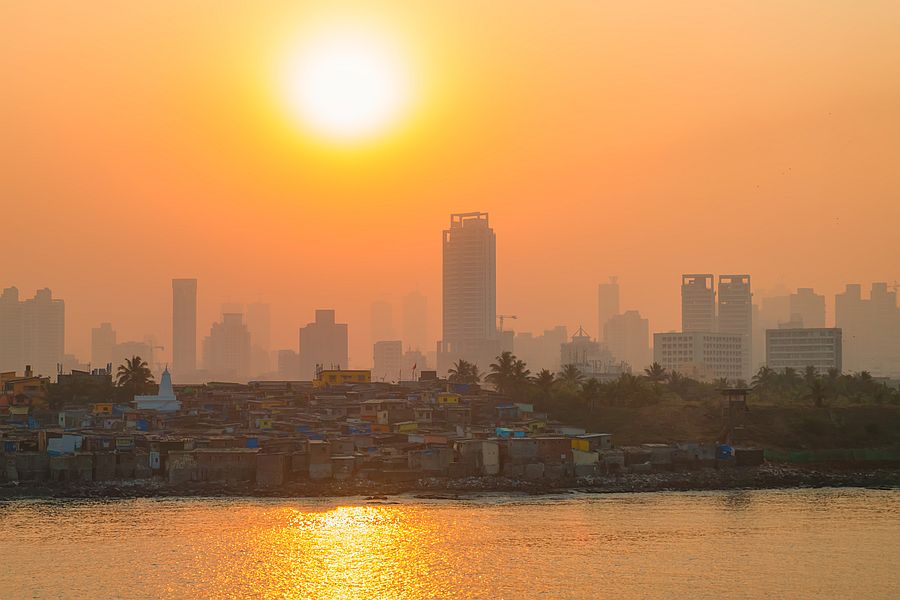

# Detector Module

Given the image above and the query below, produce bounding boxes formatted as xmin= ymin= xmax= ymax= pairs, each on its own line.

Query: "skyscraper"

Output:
xmin=835 ymin=282 xmax=900 ymax=375
xmin=202 ymin=313 xmax=251 ymax=379
xmin=0 ymin=287 xmax=23 ymax=372
xmin=717 ymin=274 xmax=752 ymax=381
xmin=789 ymin=287 xmax=826 ymax=328
xmin=172 ymin=278 xmax=197 ymax=376
xmin=438 ymin=212 xmax=498 ymax=373
xmin=91 ymin=322 xmax=117 ymax=369
xmin=22 ymin=288 xmax=65 ymax=377
xmin=246 ymin=302 xmax=272 ymax=375
xmin=681 ymin=274 xmax=716 ymax=333
xmin=298 ymin=309 xmax=349 ymax=379
xmin=373 ymin=340 xmax=403 ymax=382
xmin=402 ymin=291 xmax=428 ymax=351
xmin=597 ymin=277 xmax=620 ymax=342
xmin=604 ymin=310 xmax=650 ymax=372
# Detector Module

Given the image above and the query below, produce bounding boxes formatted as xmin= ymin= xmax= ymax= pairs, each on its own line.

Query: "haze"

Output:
xmin=3 ymin=1 xmax=899 ymax=368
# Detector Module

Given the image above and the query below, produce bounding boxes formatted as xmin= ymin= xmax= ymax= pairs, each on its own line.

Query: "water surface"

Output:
xmin=1 ymin=488 xmax=898 ymax=598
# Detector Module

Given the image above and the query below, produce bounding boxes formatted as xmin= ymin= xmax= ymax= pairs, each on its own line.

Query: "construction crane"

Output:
xmin=497 ymin=314 xmax=517 ymax=333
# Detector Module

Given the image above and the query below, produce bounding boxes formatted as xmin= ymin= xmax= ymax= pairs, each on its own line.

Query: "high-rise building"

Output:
xmin=514 ymin=326 xmax=567 ymax=373
xmin=789 ymin=288 xmax=826 ymax=328
xmin=22 ymin=288 xmax=65 ymax=377
xmin=717 ymin=274 xmax=752 ymax=381
xmin=91 ymin=323 xmax=117 ymax=369
xmin=373 ymin=340 xmax=403 ymax=382
xmin=203 ymin=313 xmax=251 ymax=379
xmin=438 ymin=212 xmax=498 ymax=374
xmin=681 ymin=274 xmax=715 ymax=333
xmin=835 ymin=283 xmax=900 ymax=375
xmin=604 ymin=310 xmax=650 ymax=372
xmin=277 ymin=349 xmax=300 ymax=380
xmin=766 ymin=327 xmax=842 ymax=374
xmin=402 ymin=291 xmax=428 ymax=351
xmin=246 ymin=302 xmax=272 ymax=376
xmin=0 ymin=287 xmax=23 ymax=372
xmin=172 ymin=279 xmax=197 ymax=376
xmin=298 ymin=309 xmax=349 ymax=379
xmin=597 ymin=277 xmax=620 ymax=342
xmin=370 ymin=300 xmax=394 ymax=344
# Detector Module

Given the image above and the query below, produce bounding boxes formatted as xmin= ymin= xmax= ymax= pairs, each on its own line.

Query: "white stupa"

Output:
xmin=134 ymin=367 xmax=180 ymax=412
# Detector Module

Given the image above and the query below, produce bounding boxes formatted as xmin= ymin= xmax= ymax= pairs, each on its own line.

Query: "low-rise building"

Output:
xmin=766 ymin=327 xmax=842 ymax=374
xmin=653 ymin=331 xmax=747 ymax=382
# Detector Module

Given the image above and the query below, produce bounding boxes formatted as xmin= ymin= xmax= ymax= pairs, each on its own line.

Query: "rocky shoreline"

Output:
xmin=2 ymin=464 xmax=899 ymax=501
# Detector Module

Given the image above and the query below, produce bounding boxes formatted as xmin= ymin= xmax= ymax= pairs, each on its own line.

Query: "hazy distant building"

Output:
xmin=402 ymin=349 xmax=428 ymax=374
xmin=0 ymin=287 xmax=24 ymax=372
xmin=402 ymin=291 xmax=428 ymax=351
xmin=110 ymin=340 xmax=153 ymax=373
xmin=172 ymin=278 xmax=197 ymax=376
xmin=790 ymin=288 xmax=826 ymax=328
xmin=835 ymin=283 xmax=900 ymax=375
xmin=753 ymin=293 xmax=791 ymax=371
xmin=766 ymin=328 xmax=842 ymax=374
xmin=91 ymin=323 xmax=117 ymax=369
xmin=373 ymin=340 xmax=403 ymax=382
xmin=514 ymin=326 xmax=567 ymax=373
xmin=277 ymin=349 xmax=300 ymax=380
xmin=246 ymin=302 xmax=272 ymax=376
xmin=203 ymin=313 xmax=251 ymax=380
xmin=61 ymin=353 xmax=89 ymax=374
xmin=560 ymin=326 xmax=623 ymax=381
xmin=597 ymin=277 xmax=620 ymax=342
xmin=438 ymin=212 xmax=499 ymax=373
xmin=22 ymin=288 xmax=65 ymax=377
xmin=717 ymin=274 xmax=752 ymax=381
xmin=370 ymin=300 xmax=394 ymax=344
xmin=298 ymin=309 xmax=349 ymax=379
xmin=604 ymin=310 xmax=650 ymax=372
xmin=654 ymin=331 xmax=746 ymax=382
xmin=681 ymin=274 xmax=715 ymax=333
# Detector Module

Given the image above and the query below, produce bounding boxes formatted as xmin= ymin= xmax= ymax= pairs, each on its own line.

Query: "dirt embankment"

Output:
xmin=576 ymin=404 xmax=900 ymax=449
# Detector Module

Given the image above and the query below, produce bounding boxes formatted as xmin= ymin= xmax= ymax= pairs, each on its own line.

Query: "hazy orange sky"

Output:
xmin=2 ymin=1 xmax=899 ymax=368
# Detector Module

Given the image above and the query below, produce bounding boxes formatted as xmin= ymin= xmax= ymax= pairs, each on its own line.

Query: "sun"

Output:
xmin=281 ymin=24 xmax=412 ymax=144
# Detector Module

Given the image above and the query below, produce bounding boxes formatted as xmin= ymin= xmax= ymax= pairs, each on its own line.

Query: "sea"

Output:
xmin=1 ymin=487 xmax=898 ymax=599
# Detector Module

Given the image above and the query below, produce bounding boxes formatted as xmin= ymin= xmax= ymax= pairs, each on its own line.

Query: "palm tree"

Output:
xmin=803 ymin=378 xmax=828 ymax=408
xmin=581 ymin=377 xmax=602 ymax=412
xmin=531 ymin=369 xmax=556 ymax=396
xmin=803 ymin=365 xmax=819 ymax=385
xmin=116 ymin=356 xmax=155 ymax=397
xmin=557 ymin=364 xmax=585 ymax=390
xmin=487 ymin=351 xmax=517 ymax=394
xmin=752 ymin=366 xmax=776 ymax=389
xmin=644 ymin=362 xmax=667 ymax=383
xmin=447 ymin=359 xmax=481 ymax=384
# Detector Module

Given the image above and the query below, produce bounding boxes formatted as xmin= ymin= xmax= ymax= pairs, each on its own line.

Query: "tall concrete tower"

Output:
xmin=718 ymin=274 xmax=752 ymax=381
xmin=597 ymin=277 xmax=620 ymax=342
xmin=681 ymin=274 xmax=716 ymax=333
xmin=438 ymin=212 xmax=498 ymax=373
xmin=172 ymin=278 xmax=197 ymax=376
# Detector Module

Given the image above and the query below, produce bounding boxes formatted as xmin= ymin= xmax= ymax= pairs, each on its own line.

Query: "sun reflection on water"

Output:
xmin=239 ymin=505 xmax=435 ymax=599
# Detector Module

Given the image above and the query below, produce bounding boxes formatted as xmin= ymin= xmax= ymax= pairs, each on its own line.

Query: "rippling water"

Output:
xmin=1 ymin=488 xmax=898 ymax=599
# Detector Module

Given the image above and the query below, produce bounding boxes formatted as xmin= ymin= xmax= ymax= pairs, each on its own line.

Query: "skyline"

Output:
xmin=3 ymin=254 xmax=897 ymax=377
